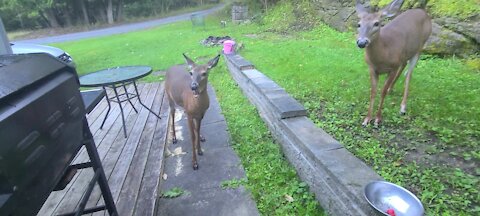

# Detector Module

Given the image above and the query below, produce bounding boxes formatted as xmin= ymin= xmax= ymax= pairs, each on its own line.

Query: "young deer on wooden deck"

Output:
xmin=165 ymin=54 xmax=220 ymax=170
xmin=355 ymin=0 xmax=431 ymax=126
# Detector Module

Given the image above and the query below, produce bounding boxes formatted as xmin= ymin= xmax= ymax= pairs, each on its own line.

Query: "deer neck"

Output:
xmin=182 ymin=79 xmax=209 ymax=116
xmin=365 ymin=30 xmax=390 ymax=68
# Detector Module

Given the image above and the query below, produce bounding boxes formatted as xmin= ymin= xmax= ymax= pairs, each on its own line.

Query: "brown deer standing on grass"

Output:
xmin=355 ymin=0 xmax=432 ymax=126
xmin=165 ymin=54 xmax=220 ymax=170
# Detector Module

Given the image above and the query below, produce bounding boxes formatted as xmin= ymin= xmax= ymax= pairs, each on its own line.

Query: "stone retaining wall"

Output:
xmin=224 ymin=53 xmax=384 ymax=216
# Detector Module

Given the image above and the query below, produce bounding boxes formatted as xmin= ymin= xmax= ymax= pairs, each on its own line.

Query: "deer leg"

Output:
xmin=169 ymin=104 xmax=177 ymax=144
xmin=400 ymin=53 xmax=420 ymax=115
xmin=363 ymin=68 xmax=379 ymax=126
xmin=375 ymin=71 xmax=397 ymax=126
xmin=187 ymin=115 xmax=198 ymax=170
xmin=194 ymin=118 xmax=203 ymax=155
xmin=388 ymin=63 xmax=406 ymax=94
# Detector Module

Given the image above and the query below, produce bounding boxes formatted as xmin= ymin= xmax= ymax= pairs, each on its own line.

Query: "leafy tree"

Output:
xmin=0 ymin=0 xmax=206 ymax=31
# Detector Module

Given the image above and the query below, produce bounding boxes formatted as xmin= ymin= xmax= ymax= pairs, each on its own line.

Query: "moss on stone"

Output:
xmin=369 ymin=0 xmax=480 ymax=19
xmin=466 ymin=58 xmax=480 ymax=71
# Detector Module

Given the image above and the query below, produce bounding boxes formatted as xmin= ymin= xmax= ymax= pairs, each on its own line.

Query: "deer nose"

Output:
xmin=357 ymin=39 xmax=369 ymax=48
xmin=191 ymin=82 xmax=199 ymax=91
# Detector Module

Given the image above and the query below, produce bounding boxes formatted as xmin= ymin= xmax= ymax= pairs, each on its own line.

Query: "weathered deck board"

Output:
xmin=90 ymin=83 xmax=161 ymax=216
xmin=55 ymin=84 xmax=154 ymax=215
xmin=133 ymin=93 xmax=169 ymax=216
xmin=37 ymin=82 xmax=167 ymax=216
xmin=115 ymin=84 xmax=166 ymax=216
xmin=55 ymin=84 xmax=152 ymax=215
xmin=37 ymin=84 xmax=145 ymax=216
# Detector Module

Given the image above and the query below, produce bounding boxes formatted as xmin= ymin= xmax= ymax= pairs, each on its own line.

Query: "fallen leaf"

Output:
xmin=162 ymin=187 xmax=184 ymax=198
xmin=165 ymin=148 xmax=172 ymax=157
xmin=284 ymin=194 xmax=294 ymax=202
xmin=172 ymin=147 xmax=186 ymax=156
xmin=162 ymin=174 xmax=168 ymax=180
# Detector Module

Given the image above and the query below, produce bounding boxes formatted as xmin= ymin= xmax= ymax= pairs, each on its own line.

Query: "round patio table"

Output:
xmin=79 ymin=66 xmax=161 ymax=138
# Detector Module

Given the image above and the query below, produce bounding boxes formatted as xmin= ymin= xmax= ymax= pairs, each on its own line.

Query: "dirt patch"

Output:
xmin=380 ymin=124 xmax=479 ymax=176
xmin=404 ymin=142 xmax=479 ymax=175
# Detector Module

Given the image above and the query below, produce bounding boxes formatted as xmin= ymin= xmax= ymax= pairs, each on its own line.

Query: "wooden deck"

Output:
xmin=38 ymin=82 xmax=168 ymax=216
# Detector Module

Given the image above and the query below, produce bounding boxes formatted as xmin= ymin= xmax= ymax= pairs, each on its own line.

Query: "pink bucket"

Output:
xmin=223 ymin=40 xmax=236 ymax=54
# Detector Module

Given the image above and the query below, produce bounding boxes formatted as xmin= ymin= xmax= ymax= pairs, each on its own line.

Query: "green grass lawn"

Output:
xmin=54 ymin=12 xmax=479 ymax=215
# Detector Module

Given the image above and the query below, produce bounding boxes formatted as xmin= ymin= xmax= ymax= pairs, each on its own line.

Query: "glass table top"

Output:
xmin=79 ymin=66 xmax=152 ymax=87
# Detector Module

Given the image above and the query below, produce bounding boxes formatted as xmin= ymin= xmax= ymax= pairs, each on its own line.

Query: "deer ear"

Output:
xmin=183 ymin=53 xmax=195 ymax=69
xmin=355 ymin=0 xmax=369 ymax=16
xmin=207 ymin=55 xmax=220 ymax=69
xmin=380 ymin=0 xmax=404 ymax=18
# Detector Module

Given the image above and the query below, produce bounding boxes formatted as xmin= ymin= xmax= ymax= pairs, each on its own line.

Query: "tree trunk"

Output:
xmin=96 ymin=7 xmax=107 ymax=23
xmin=106 ymin=0 xmax=114 ymax=24
xmin=79 ymin=0 xmax=90 ymax=25
xmin=265 ymin=0 xmax=268 ymax=14
xmin=64 ymin=13 xmax=73 ymax=27
xmin=43 ymin=8 xmax=60 ymax=28
xmin=63 ymin=3 xmax=72 ymax=27
xmin=17 ymin=14 xmax=24 ymax=29
xmin=37 ymin=10 xmax=51 ymax=28
xmin=161 ymin=0 xmax=166 ymax=13
xmin=116 ymin=0 xmax=124 ymax=22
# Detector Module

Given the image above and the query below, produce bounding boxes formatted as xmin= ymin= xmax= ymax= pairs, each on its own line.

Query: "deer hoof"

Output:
xmin=400 ymin=105 xmax=407 ymax=115
xmin=172 ymin=137 xmax=177 ymax=144
xmin=200 ymin=135 xmax=206 ymax=142
xmin=193 ymin=163 xmax=199 ymax=170
xmin=198 ymin=149 xmax=203 ymax=155
xmin=374 ymin=118 xmax=382 ymax=127
xmin=362 ymin=117 xmax=371 ymax=126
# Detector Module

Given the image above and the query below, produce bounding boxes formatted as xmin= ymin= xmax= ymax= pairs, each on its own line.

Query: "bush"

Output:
xmin=262 ymin=0 xmax=295 ymax=32
xmin=261 ymin=0 xmax=319 ymax=32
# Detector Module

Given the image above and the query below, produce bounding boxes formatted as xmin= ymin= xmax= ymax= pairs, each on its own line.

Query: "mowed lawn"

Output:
xmin=54 ymin=16 xmax=479 ymax=215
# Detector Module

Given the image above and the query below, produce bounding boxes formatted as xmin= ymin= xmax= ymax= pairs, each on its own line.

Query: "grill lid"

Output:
xmin=0 ymin=53 xmax=76 ymax=101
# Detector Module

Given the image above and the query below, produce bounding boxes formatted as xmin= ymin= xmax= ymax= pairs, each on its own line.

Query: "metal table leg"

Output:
xmin=100 ymin=81 xmax=160 ymax=138
xmin=112 ymin=84 xmax=128 ymax=138
xmin=100 ymin=86 xmax=111 ymax=129
xmin=122 ymin=82 xmax=138 ymax=113
xmin=133 ymin=81 xmax=162 ymax=119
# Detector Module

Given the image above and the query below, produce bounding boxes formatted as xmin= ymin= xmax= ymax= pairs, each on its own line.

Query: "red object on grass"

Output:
xmin=386 ymin=208 xmax=396 ymax=216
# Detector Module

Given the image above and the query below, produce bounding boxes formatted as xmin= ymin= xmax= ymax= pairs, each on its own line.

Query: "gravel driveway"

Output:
xmin=15 ymin=4 xmax=224 ymax=44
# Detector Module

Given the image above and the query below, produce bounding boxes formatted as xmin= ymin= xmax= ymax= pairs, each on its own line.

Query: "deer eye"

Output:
xmin=357 ymin=23 xmax=361 ymax=28
xmin=189 ymin=71 xmax=193 ymax=76
xmin=374 ymin=22 xmax=380 ymax=27
xmin=201 ymin=73 xmax=207 ymax=77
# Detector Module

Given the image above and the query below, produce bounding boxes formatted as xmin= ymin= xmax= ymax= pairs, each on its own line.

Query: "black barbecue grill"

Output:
xmin=0 ymin=53 xmax=117 ymax=216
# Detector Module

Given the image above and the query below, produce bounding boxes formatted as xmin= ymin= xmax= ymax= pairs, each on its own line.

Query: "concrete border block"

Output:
xmin=224 ymin=54 xmax=255 ymax=70
xmin=241 ymin=68 xmax=307 ymax=119
xmin=223 ymin=54 xmax=383 ymax=216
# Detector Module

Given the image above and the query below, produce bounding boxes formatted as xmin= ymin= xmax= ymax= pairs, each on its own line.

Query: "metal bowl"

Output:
xmin=364 ymin=181 xmax=424 ymax=216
